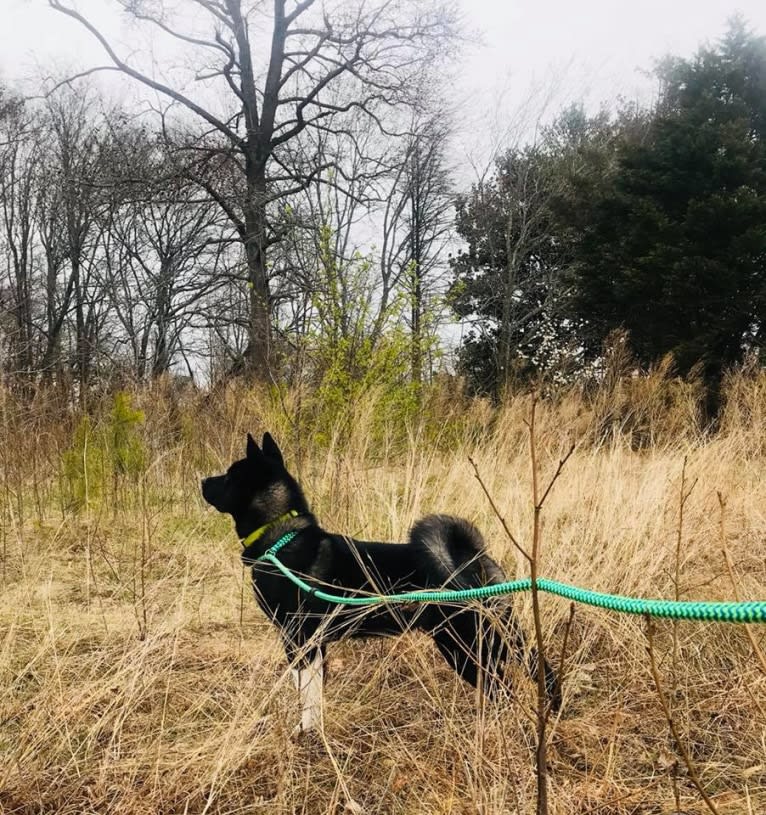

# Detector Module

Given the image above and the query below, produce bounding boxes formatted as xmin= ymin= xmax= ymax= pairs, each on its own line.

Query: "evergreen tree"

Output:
xmin=568 ymin=19 xmax=766 ymax=422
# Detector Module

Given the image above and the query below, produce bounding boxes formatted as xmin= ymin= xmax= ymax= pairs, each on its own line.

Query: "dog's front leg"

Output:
xmin=290 ymin=647 xmax=324 ymax=737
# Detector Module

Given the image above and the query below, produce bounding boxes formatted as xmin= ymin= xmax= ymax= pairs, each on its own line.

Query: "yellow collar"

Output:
xmin=241 ymin=510 xmax=300 ymax=548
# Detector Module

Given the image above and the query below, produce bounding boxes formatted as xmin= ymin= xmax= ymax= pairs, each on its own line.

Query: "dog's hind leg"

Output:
xmin=432 ymin=602 xmax=554 ymax=704
xmin=430 ymin=605 xmax=506 ymax=697
xmin=484 ymin=607 xmax=562 ymax=710
xmin=288 ymin=645 xmax=325 ymax=736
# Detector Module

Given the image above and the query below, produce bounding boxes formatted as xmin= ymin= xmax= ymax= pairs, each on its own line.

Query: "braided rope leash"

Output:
xmin=255 ymin=531 xmax=766 ymax=623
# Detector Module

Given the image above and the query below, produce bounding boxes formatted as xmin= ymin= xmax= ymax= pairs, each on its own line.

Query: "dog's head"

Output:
xmin=201 ymin=433 xmax=307 ymax=537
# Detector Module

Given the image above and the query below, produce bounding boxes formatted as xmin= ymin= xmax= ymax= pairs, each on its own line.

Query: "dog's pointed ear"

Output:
xmin=261 ymin=432 xmax=284 ymax=466
xmin=246 ymin=433 xmax=261 ymax=461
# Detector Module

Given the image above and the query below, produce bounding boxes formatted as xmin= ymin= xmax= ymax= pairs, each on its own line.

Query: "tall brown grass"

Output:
xmin=1 ymin=368 xmax=765 ymax=814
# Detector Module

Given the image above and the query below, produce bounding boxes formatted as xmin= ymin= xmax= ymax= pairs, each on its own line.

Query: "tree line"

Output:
xmin=452 ymin=18 xmax=766 ymax=422
xmin=2 ymin=0 xmax=456 ymax=402
xmin=1 ymin=5 xmax=764 ymax=425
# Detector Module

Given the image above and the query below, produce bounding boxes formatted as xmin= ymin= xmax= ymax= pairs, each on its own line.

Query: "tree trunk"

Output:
xmin=242 ymin=162 xmax=272 ymax=378
xmin=71 ymin=255 xmax=89 ymax=405
xmin=499 ymin=225 xmax=520 ymax=395
xmin=40 ymin=271 xmax=75 ymax=385
xmin=411 ymin=268 xmax=422 ymax=387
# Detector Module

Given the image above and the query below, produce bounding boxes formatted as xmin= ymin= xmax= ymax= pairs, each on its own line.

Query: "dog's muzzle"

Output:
xmin=201 ymin=476 xmax=223 ymax=509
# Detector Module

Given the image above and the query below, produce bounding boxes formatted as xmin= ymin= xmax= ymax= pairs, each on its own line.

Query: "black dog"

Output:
xmin=202 ymin=433 xmax=560 ymax=733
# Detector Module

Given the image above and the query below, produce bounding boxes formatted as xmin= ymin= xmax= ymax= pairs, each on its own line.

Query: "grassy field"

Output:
xmin=1 ymin=376 xmax=765 ymax=814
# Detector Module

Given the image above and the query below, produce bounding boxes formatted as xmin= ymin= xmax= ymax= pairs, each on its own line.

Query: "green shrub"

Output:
xmin=60 ymin=391 xmax=147 ymax=512
xmin=61 ymin=415 xmax=104 ymax=511
xmin=110 ymin=391 xmax=147 ymax=479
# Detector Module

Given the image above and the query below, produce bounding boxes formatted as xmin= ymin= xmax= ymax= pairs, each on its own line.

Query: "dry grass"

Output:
xmin=1 ymin=375 xmax=765 ymax=814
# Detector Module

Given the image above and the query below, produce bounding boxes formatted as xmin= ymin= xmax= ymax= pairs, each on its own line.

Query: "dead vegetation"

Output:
xmin=1 ymin=371 xmax=765 ymax=814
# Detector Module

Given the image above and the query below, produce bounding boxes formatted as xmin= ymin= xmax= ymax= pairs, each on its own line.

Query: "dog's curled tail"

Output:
xmin=409 ymin=514 xmax=505 ymax=589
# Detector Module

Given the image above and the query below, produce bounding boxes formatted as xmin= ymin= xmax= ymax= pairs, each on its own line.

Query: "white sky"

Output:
xmin=1 ymin=0 xmax=764 ymax=179
xmin=2 ymin=0 xmax=765 ymax=156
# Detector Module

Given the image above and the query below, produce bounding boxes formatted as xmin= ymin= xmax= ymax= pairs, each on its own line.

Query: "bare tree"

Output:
xmin=0 ymin=85 xmax=110 ymax=394
xmin=497 ymin=148 xmax=560 ymax=383
xmin=97 ymin=125 xmax=233 ymax=380
xmin=450 ymin=143 xmax=573 ymax=393
xmin=272 ymin=99 xmax=454 ymax=392
xmin=35 ymin=144 xmax=73 ymax=386
xmin=0 ymin=91 xmax=37 ymax=386
xmin=43 ymin=88 xmax=109 ymax=398
xmin=275 ymin=122 xmax=385 ymax=385
xmin=50 ymin=0 xmax=459 ymax=380
xmin=380 ymin=113 xmax=453 ymax=385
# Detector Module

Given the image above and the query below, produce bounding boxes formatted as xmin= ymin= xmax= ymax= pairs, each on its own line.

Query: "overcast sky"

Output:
xmin=2 ymin=0 xmax=765 ymax=161
xmin=2 ymin=0 xmax=764 ymax=357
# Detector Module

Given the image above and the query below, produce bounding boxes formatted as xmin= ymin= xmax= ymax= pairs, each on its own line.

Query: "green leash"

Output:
xmin=253 ymin=530 xmax=766 ymax=624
